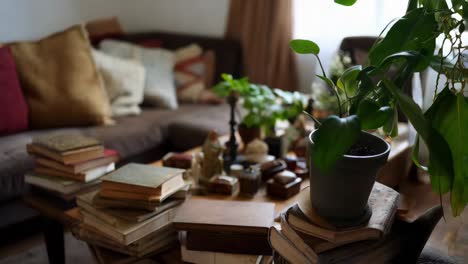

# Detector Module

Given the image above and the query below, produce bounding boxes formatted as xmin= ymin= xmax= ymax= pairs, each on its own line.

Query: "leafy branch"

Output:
xmin=291 ymin=0 xmax=468 ymax=216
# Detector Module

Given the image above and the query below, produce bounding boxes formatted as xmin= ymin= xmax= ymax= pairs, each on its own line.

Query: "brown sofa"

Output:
xmin=0 ymin=31 xmax=242 ymax=232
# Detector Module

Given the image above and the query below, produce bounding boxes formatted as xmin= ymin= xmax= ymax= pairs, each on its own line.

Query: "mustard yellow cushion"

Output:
xmin=9 ymin=25 xmax=113 ymax=128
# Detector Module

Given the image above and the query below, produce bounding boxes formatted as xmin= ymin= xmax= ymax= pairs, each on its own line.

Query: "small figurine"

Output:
xmin=191 ymin=152 xmax=204 ymax=184
xmin=201 ymin=131 xmax=224 ymax=182
xmin=284 ymin=115 xmax=308 ymax=153
xmin=244 ymin=139 xmax=274 ymax=164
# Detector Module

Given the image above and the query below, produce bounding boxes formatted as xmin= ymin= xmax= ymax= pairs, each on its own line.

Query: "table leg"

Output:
xmin=42 ymin=217 xmax=65 ymax=264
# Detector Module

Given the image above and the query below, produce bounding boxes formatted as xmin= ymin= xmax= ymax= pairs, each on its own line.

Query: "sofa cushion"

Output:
xmin=0 ymin=46 xmax=29 ymax=136
xmin=9 ymin=25 xmax=113 ymax=129
xmin=99 ymin=40 xmax=178 ymax=109
xmin=92 ymin=49 xmax=146 ymax=117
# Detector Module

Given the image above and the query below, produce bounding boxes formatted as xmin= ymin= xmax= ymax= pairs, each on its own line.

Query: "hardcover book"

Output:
xmin=93 ymin=185 xmax=190 ymax=211
xmin=279 ymin=212 xmax=325 ymax=257
xmin=32 ymin=134 xmax=101 ymax=152
xmin=73 ymin=223 xmax=177 ymax=257
xmin=173 ymin=200 xmax=275 ymax=235
xmin=35 ymin=149 xmax=119 ymax=174
xmin=27 ymin=143 xmax=104 ymax=165
xmin=288 ymin=183 xmax=399 ymax=243
xmin=268 ymin=227 xmax=316 ymax=264
xmin=77 ymin=190 xmax=184 ymax=224
xmin=81 ymin=206 xmax=179 ymax=245
xmin=25 ymin=172 xmax=101 ymax=194
xmin=35 ymin=163 xmax=115 ymax=182
xmin=180 ymin=232 xmax=265 ymax=264
xmin=185 ymin=230 xmax=272 ymax=255
xmin=101 ymin=163 xmax=185 ymax=199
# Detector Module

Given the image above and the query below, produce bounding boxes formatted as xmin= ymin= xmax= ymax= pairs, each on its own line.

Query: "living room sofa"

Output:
xmin=0 ymin=31 xmax=242 ymax=232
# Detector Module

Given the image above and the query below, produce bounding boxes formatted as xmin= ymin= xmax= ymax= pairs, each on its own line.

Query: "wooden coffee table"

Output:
xmin=23 ymin=130 xmax=423 ymax=264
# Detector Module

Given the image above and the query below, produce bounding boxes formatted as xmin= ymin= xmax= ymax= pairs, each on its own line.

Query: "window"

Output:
xmin=293 ymin=0 xmax=407 ymax=91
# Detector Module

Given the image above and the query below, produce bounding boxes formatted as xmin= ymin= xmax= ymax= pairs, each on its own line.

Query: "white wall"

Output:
xmin=293 ymin=0 xmax=407 ymax=93
xmin=0 ymin=0 xmax=230 ymax=42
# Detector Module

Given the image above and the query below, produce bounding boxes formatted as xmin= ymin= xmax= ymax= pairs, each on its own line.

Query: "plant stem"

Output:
xmin=314 ymin=54 xmax=343 ymax=117
xmin=303 ymin=110 xmax=322 ymax=127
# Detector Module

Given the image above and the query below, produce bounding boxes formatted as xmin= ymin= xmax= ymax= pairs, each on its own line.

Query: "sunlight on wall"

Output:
xmin=293 ymin=0 xmax=407 ymax=92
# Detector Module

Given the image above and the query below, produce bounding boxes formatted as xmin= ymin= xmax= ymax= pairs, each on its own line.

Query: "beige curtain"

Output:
xmin=226 ymin=0 xmax=298 ymax=91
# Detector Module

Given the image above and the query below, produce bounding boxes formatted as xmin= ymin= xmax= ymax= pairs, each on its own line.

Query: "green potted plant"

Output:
xmin=213 ymin=74 xmax=278 ymax=144
xmin=259 ymin=89 xmax=308 ymax=157
xmin=273 ymin=89 xmax=308 ymax=124
xmin=291 ymin=0 xmax=468 ymax=226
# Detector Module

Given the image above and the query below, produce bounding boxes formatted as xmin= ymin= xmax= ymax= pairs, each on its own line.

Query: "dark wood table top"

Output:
xmin=23 ymin=129 xmax=435 ymax=263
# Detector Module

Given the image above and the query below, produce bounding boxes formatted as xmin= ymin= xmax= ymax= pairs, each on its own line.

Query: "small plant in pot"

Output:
xmin=291 ymin=0 xmax=468 ymax=226
xmin=273 ymin=88 xmax=308 ymax=125
xmin=213 ymin=74 xmax=280 ymax=145
xmin=267 ymin=89 xmax=308 ymax=157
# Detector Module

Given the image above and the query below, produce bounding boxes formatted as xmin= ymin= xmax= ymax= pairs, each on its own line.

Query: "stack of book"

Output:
xmin=72 ymin=163 xmax=190 ymax=258
xmin=268 ymin=182 xmax=400 ymax=264
xmin=173 ymin=199 xmax=276 ymax=264
xmin=25 ymin=134 xmax=118 ymax=201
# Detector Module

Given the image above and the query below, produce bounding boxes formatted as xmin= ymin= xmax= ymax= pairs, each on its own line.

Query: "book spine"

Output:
xmin=185 ymin=231 xmax=272 ymax=255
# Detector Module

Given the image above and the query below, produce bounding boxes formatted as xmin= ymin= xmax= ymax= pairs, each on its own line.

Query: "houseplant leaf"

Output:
xmin=290 ymin=40 xmax=320 ymax=55
xmin=373 ymin=51 xmax=427 ymax=73
xmin=383 ymin=79 xmax=454 ymax=195
xmin=334 ymin=0 xmax=357 ymax=6
xmin=406 ymin=0 xmax=418 ymax=12
xmin=383 ymin=106 xmax=399 ymax=137
xmin=369 ymin=8 xmax=437 ymax=70
xmin=349 ymin=67 xmax=375 ymax=114
xmin=317 ymin=75 xmax=336 ymax=91
xmin=311 ymin=115 xmax=361 ymax=172
xmin=425 ymin=87 xmax=468 ymax=216
xmin=337 ymin=65 xmax=362 ymax=96
xmin=356 ymin=100 xmax=393 ymax=130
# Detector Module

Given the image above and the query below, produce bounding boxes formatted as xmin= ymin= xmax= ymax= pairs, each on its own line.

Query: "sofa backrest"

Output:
xmin=114 ymin=31 xmax=243 ymax=83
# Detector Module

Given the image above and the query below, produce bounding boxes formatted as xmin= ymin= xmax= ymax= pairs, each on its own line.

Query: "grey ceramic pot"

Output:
xmin=308 ymin=130 xmax=390 ymax=228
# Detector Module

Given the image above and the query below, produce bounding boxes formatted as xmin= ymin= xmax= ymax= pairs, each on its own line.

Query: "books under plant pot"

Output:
xmin=308 ymin=130 xmax=390 ymax=228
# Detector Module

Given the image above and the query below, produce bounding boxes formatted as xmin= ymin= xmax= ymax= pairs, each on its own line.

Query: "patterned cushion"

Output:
xmin=174 ymin=44 xmax=220 ymax=103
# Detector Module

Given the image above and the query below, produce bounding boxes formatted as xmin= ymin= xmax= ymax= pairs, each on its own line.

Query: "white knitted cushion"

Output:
xmin=92 ymin=49 xmax=146 ymax=116
xmin=99 ymin=40 xmax=177 ymax=109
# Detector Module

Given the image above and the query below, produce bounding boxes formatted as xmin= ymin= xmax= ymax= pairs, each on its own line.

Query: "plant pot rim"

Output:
xmin=308 ymin=130 xmax=391 ymax=160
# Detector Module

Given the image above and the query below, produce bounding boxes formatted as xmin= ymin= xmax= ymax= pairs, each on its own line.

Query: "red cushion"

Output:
xmin=0 ymin=46 xmax=28 ymax=135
